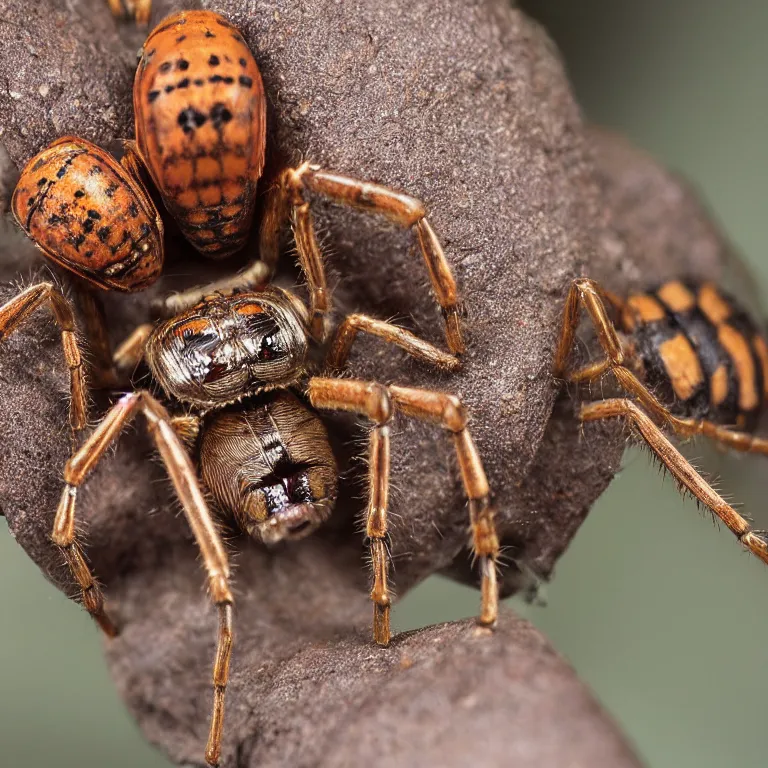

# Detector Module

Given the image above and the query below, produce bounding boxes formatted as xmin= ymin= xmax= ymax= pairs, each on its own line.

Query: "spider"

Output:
xmin=555 ymin=276 xmax=768 ymax=565
xmin=0 ymin=11 xmax=498 ymax=767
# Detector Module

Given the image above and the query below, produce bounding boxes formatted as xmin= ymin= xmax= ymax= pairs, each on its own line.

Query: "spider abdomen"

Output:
xmin=620 ymin=280 xmax=768 ymax=430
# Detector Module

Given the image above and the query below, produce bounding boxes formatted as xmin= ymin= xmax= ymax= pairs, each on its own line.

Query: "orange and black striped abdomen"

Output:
xmin=621 ymin=280 xmax=768 ymax=430
xmin=134 ymin=10 xmax=266 ymax=258
xmin=11 ymin=137 xmax=163 ymax=292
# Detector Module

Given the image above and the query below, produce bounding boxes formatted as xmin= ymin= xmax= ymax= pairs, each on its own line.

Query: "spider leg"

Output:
xmin=112 ymin=322 xmax=154 ymax=376
xmin=308 ymin=377 xmax=496 ymax=645
xmin=70 ymin=284 xmax=118 ymax=389
xmin=106 ymin=0 xmax=150 ymax=25
xmin=0 ymin=282 xmax=88 ymax=433
xmin=259 ymin=163 xmax=465 ymax=353
xmin=553 ymin=277 xmax=626 ymax=379
xmin=325 ymin=313 xmax=461 ymax=373
xmin=581 ymin=398 xmax=768 ymax=565
xmin=56 ymin=390 xmax=232 ymax=767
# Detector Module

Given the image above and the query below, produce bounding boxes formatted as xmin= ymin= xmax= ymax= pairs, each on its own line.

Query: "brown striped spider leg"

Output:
xmin=555 ymin=277 xmax=768 ymax=565
xmin=259 ymin=163 xmax=465 ymax=352
xmin=308 ymin=377 xmax=497 ymax=645
xmin=0 ymin=282 xmax=88 ymax=433
xmin=106 ymin=0 xmax=151 ymax=25
xmin=55 ymin=390 xmax=233 ymax=767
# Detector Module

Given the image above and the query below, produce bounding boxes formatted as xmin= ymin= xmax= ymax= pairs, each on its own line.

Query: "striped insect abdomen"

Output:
xmin=621 ymin=280 xmax=768 ymax=431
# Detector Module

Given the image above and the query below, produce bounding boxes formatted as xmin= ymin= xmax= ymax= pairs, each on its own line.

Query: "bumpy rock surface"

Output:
xmin=0 ymin=0 xmax=135 ymax=166
xmin=0 ymin=0 xmax=729 ymax=766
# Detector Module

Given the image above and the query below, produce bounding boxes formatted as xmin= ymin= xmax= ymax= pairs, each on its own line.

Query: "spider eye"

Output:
xmin=258 ymin=333 xmax=279 ymax=361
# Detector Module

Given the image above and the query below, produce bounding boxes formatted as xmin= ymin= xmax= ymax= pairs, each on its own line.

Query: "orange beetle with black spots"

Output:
xmin=554 ymin=276 xmax=768 ymax=576
xmin=12 ymin=137 xmax=164 ymax=292
xmin=133 ymin=10 xmax=266 ymax=258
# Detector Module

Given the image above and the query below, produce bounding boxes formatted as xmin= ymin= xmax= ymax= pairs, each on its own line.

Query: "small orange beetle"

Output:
xmin=12 ymin=137 xmax=163 ymax=292
xmin=133 ymin=11 xmax=266 ymax=258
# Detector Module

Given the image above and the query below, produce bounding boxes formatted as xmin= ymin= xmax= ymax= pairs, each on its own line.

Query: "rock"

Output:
xmin=0 ymin=0 xmax=134 ymax=166
xmin=0 ymin=1 xmax=731 ymax=765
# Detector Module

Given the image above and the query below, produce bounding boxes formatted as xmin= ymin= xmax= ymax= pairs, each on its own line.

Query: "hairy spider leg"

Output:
xmin=55 ymin=390 xmax=233 ymax=766
xmin=106 ymin=0 xmax=151 ymax=25
xmin=259 ymin=163 xmax=466 ymax=352
xmin=0 ymin=282 xmax=88 ymax=433
xmin=308 ymin=377 xmax=497 ymax=645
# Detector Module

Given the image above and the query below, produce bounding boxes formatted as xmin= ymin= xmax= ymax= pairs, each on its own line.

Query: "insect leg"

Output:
xmin=581 ymin=398 xmax=768 ymax=565
xmin=261 ymin=163 xmax=465 ymax=353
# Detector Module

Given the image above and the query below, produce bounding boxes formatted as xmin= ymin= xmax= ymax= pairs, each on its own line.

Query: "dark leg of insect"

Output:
xmin=0 ymin=283 xmax=88 ymax=433
xmin=56 ymin=390 xmax=233 ymax=766
xmin=308 ymin=377 xmax=497 ymax=645
xmin=325 ymin=313 xmax=461 ymax=373
xmin=71 ymin=282 xmax=119 ymax=389
xmin=259 ymin=163 xmax=465 ymax=353
xmin=581 ymin=398 xmax=768 ymax=564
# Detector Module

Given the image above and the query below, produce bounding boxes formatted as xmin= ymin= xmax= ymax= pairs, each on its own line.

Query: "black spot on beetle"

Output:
xmin=74 ymin=190 xmax=85 ymax=198
xmin=176 ymin=36 xmax=186 ymax=43
xmin=177 ymin=78 xmax=190 ymax=89
xmin=223 ymin=76 xmax=234 ymax=84
xmin=177 ymin=58 xmax=189 ymax=70
xmin=72 ymin=233 xmax=86 ymax=249
xmin=204 ymin=29 xmax=215 ymax=38
xmin=148 ymin=90 xmax=160 ymax=103
xmin=36 ymin=177 xmax=47 ymax=186
xmin=89 ymin=165 xmax=103 ymax=176
xmin=159 ymin=61 xmax=172 ymax=73
xmin=128 ymin=202 xmax=139 ymax=218
xmin=84 ymin=250 xmax=93 ymax=259
xmin=56 ymin=165 xmax=68 ymax=179
xmin=239 ymin=57 xmax=247 ymax=67
xmin=210 ymin=103 xmax=233 ymax=129
xmin=194 ymin=78 xmax=204 ymax=86
xmin=83 ymin=218 xmax=95 ymax=234
xmin=239 ymin=76 xmax=253 ymax=88
xmin=97 ymin=226 xmax=111 ymax=242
xmin=208 ymin=55 xmax=220 ymax=66
xmin=140 ymin=223 xmax=151 ymax=237
xmin=165 ymin=85 xmax=175 ymax=94
xmin=87 ymin=209 xmax=101 ymax=219
xmin=27 ymin=197 xmax=34 ymax=206
xmin=48 ymin=214 xmax=64 ymax=226
xmin=177 ymin=107 xmax=207 ymax=134
xmin=104 ymin=182 xmax=118 ymax=198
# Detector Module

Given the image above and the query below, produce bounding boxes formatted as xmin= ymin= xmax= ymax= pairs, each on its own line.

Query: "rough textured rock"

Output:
xmin=0 ymin=1 xmax=732 ymax=766
xmin=0 ymin=0 xmax=135 ymax=166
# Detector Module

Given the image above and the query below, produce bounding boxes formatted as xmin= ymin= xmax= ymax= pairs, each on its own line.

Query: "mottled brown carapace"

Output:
xmin=12 ymin=137 xmax=163 ymax=291
xmin=134 ymin=10 xmax=267 ymax=258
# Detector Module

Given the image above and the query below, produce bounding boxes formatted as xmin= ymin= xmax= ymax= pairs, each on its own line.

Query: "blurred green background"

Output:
xmin=3 ymin=1 xmax=768 ymax=766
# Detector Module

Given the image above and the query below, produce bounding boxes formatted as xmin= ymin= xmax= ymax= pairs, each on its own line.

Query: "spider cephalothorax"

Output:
xmin=146 ymin=288 xmax=309 ymax=409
